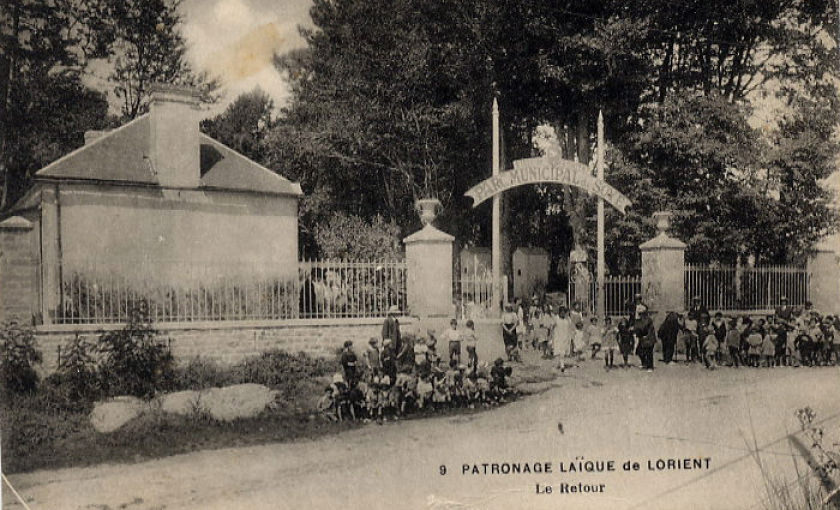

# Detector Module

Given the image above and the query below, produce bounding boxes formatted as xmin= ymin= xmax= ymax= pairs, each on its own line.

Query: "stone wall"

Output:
xmin=0 ymin=217 xmax=38 ymax=325
xmin=35 ymin=319 xmax=415 ymax=372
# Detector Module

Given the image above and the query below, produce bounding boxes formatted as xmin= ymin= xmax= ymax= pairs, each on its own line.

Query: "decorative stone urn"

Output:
xmin=415 ymin=198 xmax=442 ymax=226
xmin=653 ymin=211 xmax=673 ymax=234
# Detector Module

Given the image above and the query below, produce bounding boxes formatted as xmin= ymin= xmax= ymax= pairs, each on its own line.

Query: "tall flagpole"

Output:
xmin=597 ymin=110 xmax=606 ymax=323
xmin=492 ymin=98 xmax=501 ymax=314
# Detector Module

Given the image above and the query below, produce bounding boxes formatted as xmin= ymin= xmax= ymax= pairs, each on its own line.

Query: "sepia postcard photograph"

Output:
xmin=1 ymin=0 xmax=839 ymax=508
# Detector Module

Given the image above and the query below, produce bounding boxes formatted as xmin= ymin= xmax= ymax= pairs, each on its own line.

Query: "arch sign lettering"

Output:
xmin=465 ymin=156 xmax=632 ymax=213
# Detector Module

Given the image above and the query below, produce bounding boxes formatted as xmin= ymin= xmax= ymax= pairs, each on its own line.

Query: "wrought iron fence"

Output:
xmin=56 ymin=258 xmax=407 ymax=324
xmin=587 ymin=275 xmax=642 ymax=317
xmin=684 ymin=263 xmax=809 ymax=311
xmin=452 ymin=277 xmax=495 ymax=319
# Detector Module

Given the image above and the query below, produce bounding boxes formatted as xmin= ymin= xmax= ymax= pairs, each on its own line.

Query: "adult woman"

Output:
xmin=501 ymin=303 xmax=519 ymax=361
xmin=552 ymin=306 xmax=574 ymax=372
xmin=634 ymin=305 xmax=657 ymax=372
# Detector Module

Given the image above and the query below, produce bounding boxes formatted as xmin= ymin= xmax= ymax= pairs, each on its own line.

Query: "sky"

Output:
xmin=180 ymin=0 xmax=313 ymax=116
xmin=181 ymin=0 xmax=313 ymax=116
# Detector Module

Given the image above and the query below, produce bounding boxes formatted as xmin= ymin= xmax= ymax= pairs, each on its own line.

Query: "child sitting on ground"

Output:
xmin=317 ymin=386 xmax=337 ymax=421
xmin=416 ymin=375 xmax=434 ymax=409
xmin=702 ymin=332 xmax=718 ymax=370
xmin=490 ymin=357 xmax=513 ymax=401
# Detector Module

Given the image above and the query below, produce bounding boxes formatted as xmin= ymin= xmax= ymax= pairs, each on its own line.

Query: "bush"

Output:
xmin=44 ymin=334 xmax=101 ymax=411
xmin=97 ymin=303 xmax=175 ymax=398
xmin=173 ymin=357 xmax=234 ymax=390
xmin=0 ymin=321 xmax=42 ymax=395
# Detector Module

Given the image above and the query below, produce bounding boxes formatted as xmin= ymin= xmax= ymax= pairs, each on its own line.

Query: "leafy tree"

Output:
xmin=201 ymin=88 xmax=275 ymax=164
xmin=272 ymin=0 xmax=838 ymax=272
xmin=105 ymin=0 xmax=216 ymax=119
xmin=312 ymin=212 xmax=402 ymax=260
xmin=0 ymin=0 xmax=114 ymax=209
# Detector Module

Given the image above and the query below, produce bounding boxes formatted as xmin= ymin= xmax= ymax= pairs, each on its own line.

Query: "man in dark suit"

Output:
xmin=382 ymin=305 xmax=402 ymax=357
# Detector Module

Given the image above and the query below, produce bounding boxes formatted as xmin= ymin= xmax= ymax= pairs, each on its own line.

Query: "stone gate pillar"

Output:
xmin=640 ymin=212 xmax=686 ymax=324
xmin=404 ymin=224 xmax=454 ymax=317
xmin=807 ymin=239 xmax=840 ymax=315
xmin=0 ymin=216 xmax=38 ymax=325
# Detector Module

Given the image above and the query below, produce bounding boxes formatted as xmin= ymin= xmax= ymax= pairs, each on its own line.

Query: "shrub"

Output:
xmin=0 ymin=321 xmax=42 ymax=395
xmin=231 ymin=349 xmax=337 ymax=387
xmin=44 ymin=334 xmax=101 ymax=410
xmin=97 ymin=303 xmax=175 ymax=398
xmin=174 ymin=357 xmax=234 ymax=390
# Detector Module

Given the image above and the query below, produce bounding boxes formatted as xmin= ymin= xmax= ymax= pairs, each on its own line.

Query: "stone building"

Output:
xmin=1 ymin=85 xmax=302 ymax=325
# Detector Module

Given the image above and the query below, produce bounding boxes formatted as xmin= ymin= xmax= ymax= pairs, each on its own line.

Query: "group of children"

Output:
xmin=519 ymin=297 xmax=840 ymax=371
xmin=670 ymin=308 xmax=840 ymax=369
xmin=317 ymin=319 xmax=515 ymax=422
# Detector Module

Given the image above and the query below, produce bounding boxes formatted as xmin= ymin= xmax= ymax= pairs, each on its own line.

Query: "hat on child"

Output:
xmin=388 ymin=305 xmax=400 ymax=314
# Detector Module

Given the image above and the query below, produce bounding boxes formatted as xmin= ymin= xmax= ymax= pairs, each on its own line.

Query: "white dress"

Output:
xmin=552 ymin=316 xmax=574 ymax=357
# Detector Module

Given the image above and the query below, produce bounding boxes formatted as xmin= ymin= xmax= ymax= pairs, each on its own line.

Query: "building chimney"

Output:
xmin=149 ymin=84 xmax=201 ymax=188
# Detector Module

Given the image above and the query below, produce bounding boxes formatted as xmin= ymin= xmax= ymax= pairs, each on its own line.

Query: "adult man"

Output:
xmin=775 ymin=296 xmax=794 ymax=324
xmin=634 ymin=305 xmax=657 ymax=372
xmin=502 ymin=303 xmax=520 ymax=361
xmin=625 ymin=293 xmax=645 ymax=323
xmin=381 ymin=305 xmax=402 ymax=356
xmin=688 ymin=296 xmax=710 ymax=327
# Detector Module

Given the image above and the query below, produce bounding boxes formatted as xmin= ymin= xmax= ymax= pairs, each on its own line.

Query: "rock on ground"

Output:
xmin=199 ymin=384 xmax=278 ymax=422
xmin=159 ymin=390 xmax=202 ymax=416
xmin=89 ymin=396 xmax=145 ymax=433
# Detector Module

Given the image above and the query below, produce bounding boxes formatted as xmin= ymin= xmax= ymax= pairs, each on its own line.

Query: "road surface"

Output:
xmin=4 ymin=358 xmax=840 ymax=510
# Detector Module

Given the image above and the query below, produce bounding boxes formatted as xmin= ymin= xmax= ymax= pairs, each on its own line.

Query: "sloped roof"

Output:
xmin=35 ymin=114 xmax=301 ymax=196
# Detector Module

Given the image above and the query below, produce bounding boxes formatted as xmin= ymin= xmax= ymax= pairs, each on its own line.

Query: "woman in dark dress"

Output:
xmin=634 ymin=305 xmax=657 ymax=371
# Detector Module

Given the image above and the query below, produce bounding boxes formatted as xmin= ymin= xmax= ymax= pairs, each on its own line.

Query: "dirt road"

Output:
xmin=5 ymin=360 xmax=840 ymax=510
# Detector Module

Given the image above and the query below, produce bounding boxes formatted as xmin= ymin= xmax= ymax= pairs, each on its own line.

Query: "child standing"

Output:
xmin=573 ymin=320 xmax=587 ymax=361
xmin=340 ymin=340 xmax=358 ymax=385
xmin=747 ymin=328 xmax=764 ymax=368
xmin=725 ymin=318 xmax=741 ymax=367
xmin=602 ymin=317 xmax=618 ymax=369
xmin=684 ymin=316 xmax=699 ymax=363
xmin=587 ymin=316 xmax=602 ymax=360
xmin=462 ymin=320 xmax=478 ymax=373
xmin=443 ymin=318 xmax=461 ymax=364
xmin=618 ymin=318 xmax=634 ymax=367
xmin=762 ymin=327 xmax=776 ymax=367
xmin=364 ymin=337 xmax=382 ymax=375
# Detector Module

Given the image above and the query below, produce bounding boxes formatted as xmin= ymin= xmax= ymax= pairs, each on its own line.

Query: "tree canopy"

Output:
xmin=271 ymin=0 xmax=838 ymax=268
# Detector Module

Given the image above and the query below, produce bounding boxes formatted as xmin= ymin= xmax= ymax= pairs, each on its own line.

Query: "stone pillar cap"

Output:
xmin=639 ymin=232 xmax=687 ymax=251
xmin=0 ymin=216 xmax=33 ymax=230
xmin=403 ymin=224 xmax=454 ymax=244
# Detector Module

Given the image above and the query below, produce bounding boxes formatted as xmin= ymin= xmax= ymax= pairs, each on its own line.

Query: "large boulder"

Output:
xmin=89 ymin=396 xmax=145 ymax=433
xmin=199 ymin=384 xmax=278 ymax=422
xmin=159 ymin=390 xmax=202 ymax=416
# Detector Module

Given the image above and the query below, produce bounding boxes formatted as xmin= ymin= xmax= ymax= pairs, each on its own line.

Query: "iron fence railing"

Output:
xmin=684 ymin=263 xmax=809 ymax=311
xmin=56 ymin=258 xmax=407 ymax=324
